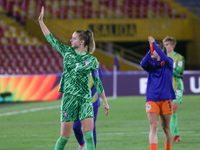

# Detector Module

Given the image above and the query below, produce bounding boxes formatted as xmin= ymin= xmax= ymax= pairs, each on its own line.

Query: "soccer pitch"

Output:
xmin=0 ymin=95 xmax=199 ymax=150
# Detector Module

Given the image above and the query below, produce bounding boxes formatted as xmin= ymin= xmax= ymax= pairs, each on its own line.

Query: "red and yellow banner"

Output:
xmin=0 ymin=74 xmax=62 ymax=102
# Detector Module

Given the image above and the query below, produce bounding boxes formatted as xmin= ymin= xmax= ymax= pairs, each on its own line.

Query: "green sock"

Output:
xmin=83 ymin=131 xmax=95 ymax=150
xmin=174 ymin=116 xmax=179 ymax=136
xmin=170 ymin=113 xmax=177 ymax=135
xmin=54 ymin=135 xmax=69 ymax=150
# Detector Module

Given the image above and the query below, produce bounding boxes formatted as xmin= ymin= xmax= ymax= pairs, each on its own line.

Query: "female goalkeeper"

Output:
xmin=38 ymin=6 xmax=109 ymax=150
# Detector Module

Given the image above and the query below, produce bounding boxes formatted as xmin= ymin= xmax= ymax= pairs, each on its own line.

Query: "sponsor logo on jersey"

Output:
xmin=84 ymin=60 xmax=90 ymax=66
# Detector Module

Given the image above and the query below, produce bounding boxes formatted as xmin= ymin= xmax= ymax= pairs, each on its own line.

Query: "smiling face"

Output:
xmin=70 ymin=32 xmax=82 ymax=49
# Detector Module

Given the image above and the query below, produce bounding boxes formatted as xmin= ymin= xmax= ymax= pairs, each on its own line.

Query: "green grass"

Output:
xmin=0 ymin=95 xmax=200 ymax=150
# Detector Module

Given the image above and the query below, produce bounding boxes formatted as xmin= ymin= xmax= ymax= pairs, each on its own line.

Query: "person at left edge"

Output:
xmin=38 ymin=6 xmax=109 ymax=150
xmin=73 ymin=64 xmax=102 ymax=150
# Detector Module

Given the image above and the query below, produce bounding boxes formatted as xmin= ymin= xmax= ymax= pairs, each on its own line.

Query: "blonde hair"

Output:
xmin=162 ymin=36 xmax=177 ymax=46
xmin=75 ymin=29 xmax=95 ymax=54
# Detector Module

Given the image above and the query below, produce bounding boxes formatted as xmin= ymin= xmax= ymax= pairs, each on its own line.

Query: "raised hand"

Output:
xmin=38 ymin=6 xmax=50 ymax=36
xmin=38 ymin=6 xmax=44 ymax=21
xmin=148 ymin=36 xmax=155 ymax=45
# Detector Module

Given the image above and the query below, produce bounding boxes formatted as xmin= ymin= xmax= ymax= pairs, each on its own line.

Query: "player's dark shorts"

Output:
xmin=60 ymin=93 xmax=94 ymax=122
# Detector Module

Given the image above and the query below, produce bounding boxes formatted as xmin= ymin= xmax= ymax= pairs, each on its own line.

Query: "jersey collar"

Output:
xmin=75 ymin=50 xmax=87 ymax=55
xmin=168 ymin=52 xmax=177 ymax=57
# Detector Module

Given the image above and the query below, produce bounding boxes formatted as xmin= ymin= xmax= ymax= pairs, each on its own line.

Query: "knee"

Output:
xmin=82 ymin=124 xmax=93 ymax=133
xmin=163 ymin=127 xmax=170 ymax=134
xmin=61 ymin=130 xmax=71 ymax=139
xmin=161 ymin=123 xmax=170 ymax=133
xmin=150 ymin=122 xmax=159 ymax=133
xmin=61 ymin=133 xmax=71 ymax=139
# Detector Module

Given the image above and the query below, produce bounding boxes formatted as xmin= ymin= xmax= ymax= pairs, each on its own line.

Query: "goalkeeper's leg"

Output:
xmin=55 ymin=122 xmax=74 ymax=150
xmin=81 ymin=118 xmax=95 ymax=150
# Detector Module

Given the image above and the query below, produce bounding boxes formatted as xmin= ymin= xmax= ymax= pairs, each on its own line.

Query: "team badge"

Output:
xmin=160 ymin=61 xmax=165 ymax=66
xmin=178 ymin=61 xmax=183 ymax=66
xmin=64 ymin=112 xmax=68 ymax=118
xmin=147 ymin=104 xmax=151 ymax=110
xmin=92 ymin=69 xmax=99 ymax=77
xmin=84 ymin=60 xmax=90 ymax=66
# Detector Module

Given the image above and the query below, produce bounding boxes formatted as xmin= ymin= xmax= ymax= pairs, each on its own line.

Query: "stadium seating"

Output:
xmin=175 ymin=0 xmax=200 ymax=17
xmin=0 ymin=0 xmax=186 ymax=21
xmin=0 ymin=0 xmax=189 ymax=75
xmin=0 ymin=17 xmax=41 ymax=45
xmin=0 ymin=44 xmax=63 ymax=74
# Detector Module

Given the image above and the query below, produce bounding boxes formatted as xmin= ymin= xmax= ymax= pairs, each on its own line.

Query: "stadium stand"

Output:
xmin=0 ymin=0 xmax=186 ymax=22
xmin=0 ymin=14 xmax=41 ymax=45
xmin=1 ymin=0 xmax=199 ymax=74
xmin=0 ymin=44 xmax=63 ymax=74
xmin=175 ymin=0 xmax=200 ymax=17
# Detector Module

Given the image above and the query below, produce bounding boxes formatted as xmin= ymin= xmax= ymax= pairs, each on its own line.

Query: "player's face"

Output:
xmin=70 ymin=32 xmax=81 ymax=49
xmin=164 ymin=41 xmax=174 ymax=52
xmin=151 ymin=44 xmax=162 ymax=60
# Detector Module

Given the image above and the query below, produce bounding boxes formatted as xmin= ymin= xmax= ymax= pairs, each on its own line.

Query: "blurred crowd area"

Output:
xmin=1 ymin=0 xmax=199 ymax=74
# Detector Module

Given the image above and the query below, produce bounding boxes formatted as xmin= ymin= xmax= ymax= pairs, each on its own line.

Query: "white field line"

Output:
xmin=0 ymin=131 xmax=195 ymax=138
xmin=0 ymin=97 xmax=116 ymax=117
xmin=97 ymin=131 xmax=195 ymax=135
xmin=0 ymin=105 xmax=60 ymax=117
xmin=0 ymin=96 xmax=195 ymax=137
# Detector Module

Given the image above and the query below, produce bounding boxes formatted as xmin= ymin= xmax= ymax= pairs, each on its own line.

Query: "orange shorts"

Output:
xmin=146 ymin=100 xmax=173 ymax=115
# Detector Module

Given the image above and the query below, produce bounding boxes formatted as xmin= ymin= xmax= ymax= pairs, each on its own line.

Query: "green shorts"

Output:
xmin=172 ymin=89 xmax=183 ymax=104
xmin=60 ymin=93 xmax=94 ymax=122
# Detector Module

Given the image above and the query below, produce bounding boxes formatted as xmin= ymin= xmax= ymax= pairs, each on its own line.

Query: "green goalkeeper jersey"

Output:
xmin=46 ymin=33 xmax=104 ymax=99
xmin=168 ymin=52 xmax=185 ymax=91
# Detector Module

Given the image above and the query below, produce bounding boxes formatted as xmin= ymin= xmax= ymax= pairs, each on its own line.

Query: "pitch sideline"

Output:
xmin=0 ymin=97 xmax=116 ymax=117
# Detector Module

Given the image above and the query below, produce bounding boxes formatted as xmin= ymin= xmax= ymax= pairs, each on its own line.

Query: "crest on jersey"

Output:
xmin=84 ymin=60 xmax=90 ymax=66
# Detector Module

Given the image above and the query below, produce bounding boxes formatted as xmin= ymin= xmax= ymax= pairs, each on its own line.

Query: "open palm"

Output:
xmin=38 ymin=6 xmax=44 ymax=21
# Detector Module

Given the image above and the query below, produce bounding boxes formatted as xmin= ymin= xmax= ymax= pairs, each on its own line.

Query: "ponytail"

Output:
xmin=76 ymin=29 xmax=96 ymax=54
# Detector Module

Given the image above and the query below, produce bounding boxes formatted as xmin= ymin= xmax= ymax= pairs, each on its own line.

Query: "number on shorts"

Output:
xmin=168 ymin=101 xmax=172 ymax=109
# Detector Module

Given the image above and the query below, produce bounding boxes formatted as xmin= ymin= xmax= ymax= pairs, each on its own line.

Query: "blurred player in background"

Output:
xmin=140 ymin=36 xmax=175 ymax=150
xmin=163 ymin=36 xmax=185 ymax=142
xmin=73 ymin=64 xmax=102 ymax=150
xmin=38 ymin=6 xmax=109 ymax=150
